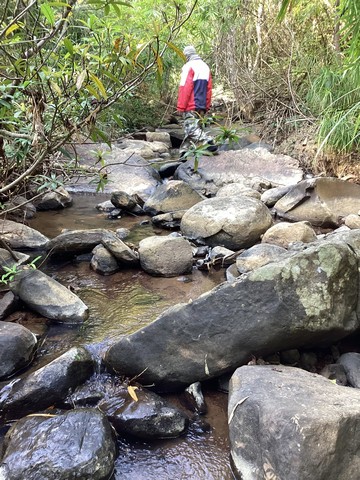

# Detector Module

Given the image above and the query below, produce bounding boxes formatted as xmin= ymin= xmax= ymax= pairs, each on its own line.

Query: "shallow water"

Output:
xmin=26 ymin=194 xmax=235 ymax=480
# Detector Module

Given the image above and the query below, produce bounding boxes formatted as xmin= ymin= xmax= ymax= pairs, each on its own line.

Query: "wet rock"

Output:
xmin=99 ymin=383 xmax=188 ymax=439
xmin=111 ymin=190 xmax=137 ymax=211
xmin=236 ymin=243 xmax=288 ymax=274
xmin=0 ymin=408 xmax=116 ymax=480
xmin=11 ymin=268 xmax=89 ymax=323
xmin=261 ymin=221 xmax=317 ymax=248
xmin=338 ymin=352 xmax=360 ymax=388
xmin=0 ymin=220 xmax=48 ymax=250
xmin=105 ymin=239 xmax=359 ymax=391
xmin=175 ymin=148 xmax=303 ymax=196
xmin=46 ymin=228 xmax=112 ymax=255
xmin=91 ymin=245 xmax=120 ymax=275
xmin=274 ymin=177 xmax=360 ymax=227
xmin=0 ymin=347 xmax=94 ymax=420
xmin=209 ymin=246 xmax=235 ymax=262
xmin=143 ymin=180 xmax=203 ymax=216
xmin=0 ymin=292 xmax=20 ymax=320
xmin=101 ymin=231 xmax=139 ymax=265
xmin=261 ymin=184 xmax=293 ymax=207
xmin=0 ymin=321 xmax=37 ymax=380
xmin=216 ymin=183 xmax=261 ymax=200
xmin=0 ymin=248 xmax=29 ymax=273
xmin=320 ymin=363 xmax=347 ymax=386
xmin=139 ymin=235 xmax=193 ymax=277
xmin=96 ymin=200 xmax=115 ymax=212
xmin=180 ymin=196 xmax=273 ymax=250
xmin=35 ymin=187 xmax=72 ymax=210
xmin=151 ymin=210 xmax=186 ymax=229
xmin=229 ymin=365 xmax=360 ymax=480
xmin=184 ymin=382 xmax=207 ymax=414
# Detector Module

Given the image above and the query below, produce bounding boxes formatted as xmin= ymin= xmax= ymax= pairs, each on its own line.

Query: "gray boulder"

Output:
xmin=101 ymin=231 xmax=139 ymax=265
xmin=0 ymin=220 xmax=48 ymax=250
xmin=64 ymin=144 xmax=160 ymax=199
xmin=90 ymin=245 xmax=120 ymax=275
xmin=0 ymin=321 xmax=37 ymax=379
xmin=261 ymin=221 xmax=317 ymax=248
xmin=11 ymin=268 xmax=89 ymax=323
xmin=99 ymin=383 xmax=188 ymax=439
xmin=143 ymin=180 xmax=203 ymax=216
xmin=180 ymin=196 xmax=273 ymax=249
xmin=175 ymin=148 xmax=303 ymax=196
xmin=46 ymin=228 xmax=112 ymax=255
xmin=151 ymin=210 xmax=186 ymax=229
xmin=0 ymin=347 xmax=94 ymax=420
xmin=229 ymin=365 xmax=360 ymax=480
xmin=35 ymin=186 xmax=72 ymax=210
xmin=111 ymin=190 xmax=137 ymax=211
xmin=261 ymin=184 xmax=293 ymax=206
xmin=139 ymin=235 xmax=193 ymax=277
xmin=274 ymin=177 xmax=360 ymax=226
xmin=338 ymin=352 xmax=360 ymax=388
xmin=105 ymin=239 xmax=359 ymax=391
xmin=236 ymin=243 xmax=288 ymax=274
xmin=0 ymin=408 xmax=116 ymax=480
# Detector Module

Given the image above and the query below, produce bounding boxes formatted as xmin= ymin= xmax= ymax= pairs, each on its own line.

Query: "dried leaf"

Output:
xmin=127 ymin=385 xmax=139 ymax=402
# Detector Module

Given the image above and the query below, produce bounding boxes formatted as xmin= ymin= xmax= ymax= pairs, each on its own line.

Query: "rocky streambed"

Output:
xmin=1 ymin=132 xmax=360 ymax=480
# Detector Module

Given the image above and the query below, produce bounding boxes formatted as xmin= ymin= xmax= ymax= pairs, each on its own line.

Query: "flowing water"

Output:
xmin=26 ymin=194 xmax=235 ymax=480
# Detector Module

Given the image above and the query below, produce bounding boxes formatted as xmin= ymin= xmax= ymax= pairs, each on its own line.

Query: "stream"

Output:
xmin=26 ymin=194 xmax=235 ymax=480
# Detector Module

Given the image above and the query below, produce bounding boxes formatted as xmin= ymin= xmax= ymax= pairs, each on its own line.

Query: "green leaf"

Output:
xmin=165 ymin=41 xmax=185 ymax=60
xmin=63 ymin=38 xmax=74 ymax=55
xmin=101 ymin=68 xmax=122 ymax=86
xmin=40 ymin=3 xmax=55 ymax=26
xmin=85 ymin=84 xmax=100 ymax=100
xmin=89 ymin=73 xmax=108 ymax=100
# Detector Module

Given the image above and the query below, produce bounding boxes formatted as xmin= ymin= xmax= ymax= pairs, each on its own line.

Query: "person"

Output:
xmin=177 ymin=45 xmax=217 ymax=157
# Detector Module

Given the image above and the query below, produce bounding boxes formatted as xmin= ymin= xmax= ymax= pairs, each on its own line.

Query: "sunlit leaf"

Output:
xmin=76 ymin=70 xmax=87 ymax=90
xmin=85 ymin=84 xmax=100 ymax=100
xmin=127 ymin=385 xmax=139 ymax=402
xmin=5 ymin=24 xmax=20 ymax=37
xmin=50 ymin=81 xmax=62 ymax=96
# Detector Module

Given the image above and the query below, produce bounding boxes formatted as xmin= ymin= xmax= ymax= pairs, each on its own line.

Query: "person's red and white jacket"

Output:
xmin=177 ymin=58 xmax=212 ymax=112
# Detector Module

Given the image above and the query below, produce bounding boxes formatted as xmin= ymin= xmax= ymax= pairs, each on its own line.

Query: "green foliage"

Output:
xmin=0 ymin=256 xmax=42 ymax=285
xmin=182 ymin=142 xmax=213 ymax=173
xmin=0 ymin=0 xmax=195 ymax=209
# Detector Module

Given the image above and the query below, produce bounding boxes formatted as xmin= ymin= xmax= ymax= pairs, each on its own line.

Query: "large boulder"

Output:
xmin=274 ymin=177 xmax=360 ymax=227
xmin=46 ymin=228 xmax=112 ymax=255
xmin=11 ymin=268 xmax=89 ymax=323
xmin=175 ymin=148 xmax=303 ymax=196
xmin=0 ymin=220 xmax=48 ymax=250
xmin=0 ymin=408 xmax=116 ymax=480
xmin=261 ymin=221 xmax=317 ymax=248
xmin=229 ymin=365 xmax=360 ymax=480
xmin=139 ymin=235 xmax=193 ymax=277
xmin=180 ymin=196 xmax=273 ymax=249
xmin=143 ymin=180 xmax=203 ymax=216
xmin=0 ymin=321 xmax=37 ymax=379
xmin=105 ymin=239 xmax=359 ymax=391
xmin=63 ymin=144 xmax=161 ymax=199
xmin=0 ymin=347 xmax=94 ymax=420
